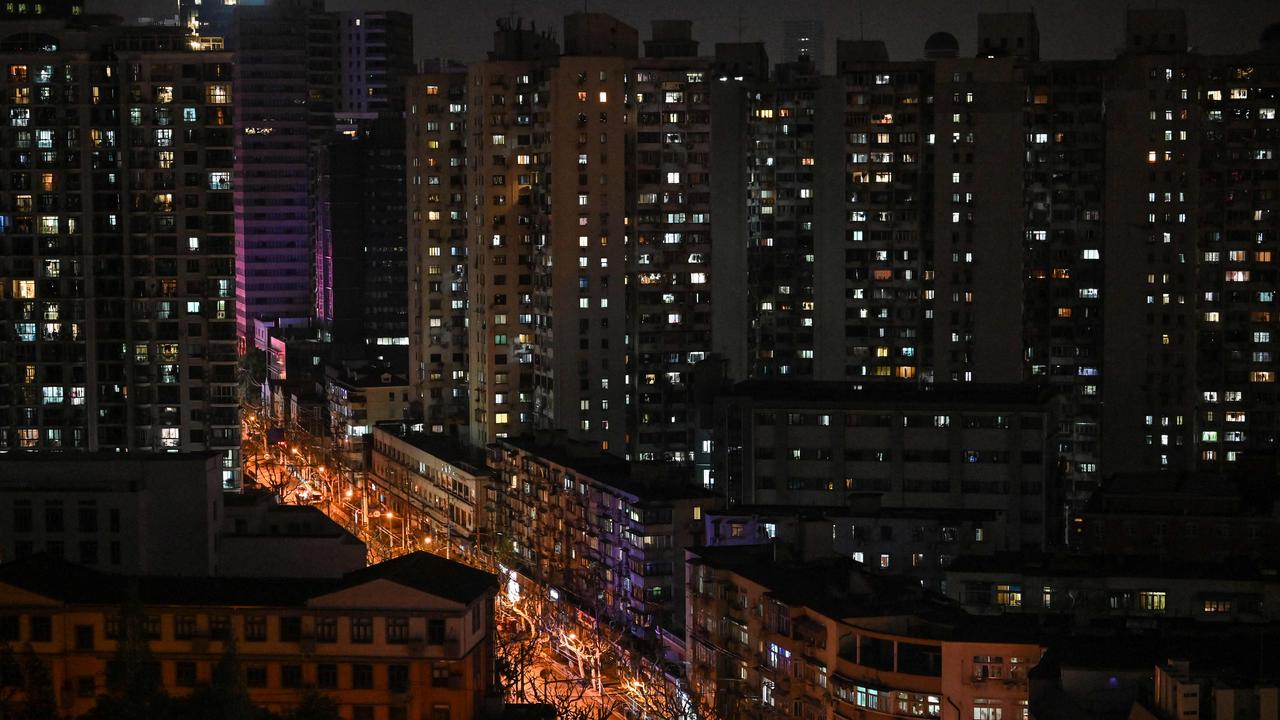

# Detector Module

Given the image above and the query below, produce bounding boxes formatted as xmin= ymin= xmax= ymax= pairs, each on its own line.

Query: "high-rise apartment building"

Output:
xmin=334 ymin=11 xmax=414 ymax=119
xmin=314 ymin=116 xmax=410 ymax=364
xmin=0 ymin=12 xmax=240 ymax=486
xmin=312 ymin=11 xmax=415 ymax=368
xmin=1103 ymin=10 xmax=1280 ymax=475
xmin=709 ymin=46 xmax=824 ymax=385
xmin=531 ymin=15 xmax=638 ymax=454
xmin=405 ymin=8 xmax=1278 ymax=490
xmin=407 ymin=63 xmax=470 ymax=434
xmin=630 ymin=23 xmax=713 ymax=463
xmin=814 ymin=40 xmax=933 ymax=384
xmin=461 ymin=20 xmax=559 ymax=448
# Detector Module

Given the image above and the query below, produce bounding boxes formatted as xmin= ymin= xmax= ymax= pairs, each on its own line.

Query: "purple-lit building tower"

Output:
xmin=228 ymin=0 xmax=335 ymax=341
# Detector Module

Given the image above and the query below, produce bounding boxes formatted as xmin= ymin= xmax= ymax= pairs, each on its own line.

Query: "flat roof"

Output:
xmin=496 ymin=437 xmax=716 ymax=501
xmin=723 ymin=380 xmax=1053 ymax=408
xmin=689 ymin=546 xmax=1047 ymax=643
xmin=375 ymin=428 xmax=489 ymax=476
xmin=947 ymin=552 xmax=1279 ymax=582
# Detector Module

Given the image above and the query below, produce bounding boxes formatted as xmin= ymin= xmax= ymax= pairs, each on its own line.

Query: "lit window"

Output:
xmin=205 ymin=84 xmax=230 ymax=104
xmin=12 ymin=280 xmax=35 ymax=298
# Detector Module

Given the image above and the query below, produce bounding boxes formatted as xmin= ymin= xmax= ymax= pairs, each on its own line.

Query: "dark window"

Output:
xmin=109 ymin=542 xmax=121 ymax=565
xmin=279 ymin=616 xmax=301 ymax=642
xmin=44 ymin=502 xmax=63 ymax=532
xmin=244 ymin=616 xmax=267 ymax=642
xmin=317 ymin=663 xmax=337 ymax=689
xmin=354 ymin=707 xmax=374 ymax=720
xmin=74 ymin=625 xmax=94 ymax=650
xmin=12 ymin=502 xmax=32 ymax=533
xmin=109 ymin=509 xmax=121 ymax=532
xmin=386 ymin=617 xmax=409 ymax=644
xmin=175 ymin=615 xmax=197 ymax=640
xmin=388 ymin=664 xmax=409 ymax=693
xmin=245 ymin=666 xmax=267 ymax=688
xmin=351 ymin=617 xmax=373 ymax=644
xmin=0 ymin=616 xmax=18 ymax=642
xmin=352 ymin=663 xmax=374 ymax=689
xmin=315 ymin=617 xmax=337 ymax=643
xmin=105 ymin=616 xmax=121 ymax=640
xmin=431 ymin=704 xmax=451 ymax=720
xmin=77 ymin=503 xmax=97 ymax=532
xmin=142 ymin=616 xmax=160 ymax=640
xmin=29 ymin=616 xmax=51 ymax=642
xmin=209 ymin=615 xmax=231 ymax=640
xmin=281 ymin=664 xmax=303 ymax=688
xmin=79 ymin=541 xmax=98 ymax=565
xmin=176 ymin=661 xmax=197 ymax=687
xmin=389 ymin=708 xmax=408 ymax=720
xmin=432 ymin=665 xmax=450 ymax=688
xmin=427 ymin=619 xmax=445 ymax=644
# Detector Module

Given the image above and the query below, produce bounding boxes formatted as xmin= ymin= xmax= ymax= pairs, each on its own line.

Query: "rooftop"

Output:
xmin=0 ymin=452 xmax=218 ymax=489
xmin=707 ymin=503 xmax=1003 ymax=523
xmin=947 ymin=552 xmax=1280 ymax=582
xmin=374 ymin=424 xmax=489 ymax=476
xmin=723 ymin=380 xmax=1053 ymax=409
xmin=690 ymin=546 xmax=1048 ymax=643
xmin=496 ymin=436 xmax=715 ymax=501
xmin=0 ymin=551 xmax=498 ymax=607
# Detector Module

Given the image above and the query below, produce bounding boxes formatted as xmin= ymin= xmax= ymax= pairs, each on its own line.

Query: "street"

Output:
xmin=240 ymin=406 xmax=678 ymax=719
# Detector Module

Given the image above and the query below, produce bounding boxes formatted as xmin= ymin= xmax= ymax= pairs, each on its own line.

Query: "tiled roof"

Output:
xmin=0 ymin=551 xmax=497 ymax=607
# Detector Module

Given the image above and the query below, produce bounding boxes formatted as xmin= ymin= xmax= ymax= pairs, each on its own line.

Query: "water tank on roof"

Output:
xmin=924 ymin=31 xmax=959 ymax=59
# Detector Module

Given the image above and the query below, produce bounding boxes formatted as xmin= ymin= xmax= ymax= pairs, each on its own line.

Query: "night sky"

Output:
xmin=102 ymin=0 xmax=1277 ymax=67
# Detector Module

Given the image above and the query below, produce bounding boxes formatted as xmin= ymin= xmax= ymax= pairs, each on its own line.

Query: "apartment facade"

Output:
xmin=0 ymin=453 xmax=365 ymax=577
xmin=367 ymin=426 xmax=496 ymax=560
xmin=406 ymin=65 xmax=470 ymax=434
xmin=710 ymin=381 xmax=1061 ymax=550
xmin=685 ymin=548 xmax=1042 ymax=720
xmin=0 ymin=551 xmax=498 ymax=720
xmin=487 ymin=436 xmax=718 ymax=637
xmin=0 ymin=454 xmax=223 ymax=574
xmin=629 ymin=30 xmax=713 ymax=465
xmin=945 ymin=553 xmax=1280 ymax=624
xmin=334 ymin=11 xmax=414 ymax=118
xmin=462 ymin=23 xmax=559 ymax=448
xmin=0 ymin=14 xmax=240 ymax=484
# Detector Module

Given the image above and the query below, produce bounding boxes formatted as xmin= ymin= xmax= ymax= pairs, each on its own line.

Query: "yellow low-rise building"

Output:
xmin=0 ymin=551 xmax=497 ymax=720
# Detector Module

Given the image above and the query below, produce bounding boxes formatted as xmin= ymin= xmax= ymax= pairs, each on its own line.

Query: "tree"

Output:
xmin=83 ymin=603 xmax=169 ymax=720
xmin=0 ymin=644 xmax=22 ymax=716
xmin=16 ymin=644 xmax=56 ymax=720
xmin=523 ymin=669 xmax=625 ymax=720
xmin=237 ymin=349 xmax=267 ymax=406
xmin=494 ymin=623 xmax=543 ymax=701
xmin=282 ymin=689 xmax=341 ymax=720
xmin=175 ymin=635 xmax=259 ymax=720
